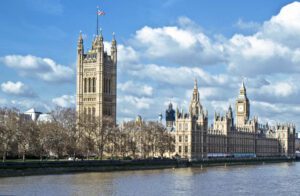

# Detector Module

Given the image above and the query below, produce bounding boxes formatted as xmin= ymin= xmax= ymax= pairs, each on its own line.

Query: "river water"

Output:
xmin=0 ymin=162 xmax=299 ymax=196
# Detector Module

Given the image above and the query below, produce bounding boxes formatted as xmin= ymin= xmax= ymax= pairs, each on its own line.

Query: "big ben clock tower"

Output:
xmin=236 ymin=81 xmax=250 ymax=127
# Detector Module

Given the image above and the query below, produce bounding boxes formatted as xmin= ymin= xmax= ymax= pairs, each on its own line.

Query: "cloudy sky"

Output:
xmin=0 ymin=0 xmax=299 ymax=127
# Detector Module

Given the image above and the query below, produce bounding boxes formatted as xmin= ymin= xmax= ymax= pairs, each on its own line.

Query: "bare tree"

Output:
xmin=0 ymin=108 xmax=18 ymax=162
xmin=54 ymin=107 xmax=79 ymax=159
xmin=38 ymin=120 xmax=67 ymax=159
xmin=122 ymin=121 xmax=139 ymax=158
xmin=17 ymin=117 xmax=38 ymax=161
xmin=0 ymin=105 xmax=176 ymax=161
xmin=94 ymin=117 xmax=114 ymax=160
xmin=77 ymin=114 xmax=98 ymax=159
xmin=118 ymin=131 xmax=128 ymax=159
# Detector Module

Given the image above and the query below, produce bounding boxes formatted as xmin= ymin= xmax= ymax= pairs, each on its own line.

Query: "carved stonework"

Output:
xmin=76 ymin=32 xmax=117 ymax=125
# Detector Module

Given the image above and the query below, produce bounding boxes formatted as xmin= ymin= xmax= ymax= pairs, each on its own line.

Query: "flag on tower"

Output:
xmin=97 ymin=10 xmax=105 ymax=15
xmin=96 ymin=6 xmax=105 ymax=35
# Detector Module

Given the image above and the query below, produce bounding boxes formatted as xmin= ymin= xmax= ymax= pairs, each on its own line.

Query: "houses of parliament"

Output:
xmin=166 ymin=80 xmax=296 ymax=160
xmin=75 ymin=27 xmax=296 ymax=160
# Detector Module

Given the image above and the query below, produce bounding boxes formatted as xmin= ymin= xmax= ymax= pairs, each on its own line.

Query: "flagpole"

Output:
xmin=96 ymin=6 xmax=99 ymax=35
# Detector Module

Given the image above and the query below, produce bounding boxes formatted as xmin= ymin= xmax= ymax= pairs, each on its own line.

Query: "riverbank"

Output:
xmin=0 ymin=157 xmax=295 ymax=177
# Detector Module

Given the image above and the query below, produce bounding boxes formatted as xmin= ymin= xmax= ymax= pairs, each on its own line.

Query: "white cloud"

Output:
xmin=235 ymin=18 xmax=260 ymax=31
xmin=129 ymin=64 xmax=234 ymax=87
xmin=226 ymin=2 xmax=300 ymax=75
xmin=118 ymin=45 xmax=139 ymax=65
xmin=1 ymin=81 xmax=36 ymax=97
xmin=0 ymin=55 xmax=74 ymax=82
xmin=259 ymin=81 xmax=296 ymax=97
xmin=10 ymin=99 xmax=51 ymax=112
xmin=260 ymin=2 xmax=300 ymax=48
xmin=118 ymin=95 xmax=153 ymax=110
xmin=132 ymin=22 xmax=224 ymax=65
xmin=118 ymin=81 xmax=153 ymax=96
xmin=52 ymin=95 xmax=75 ymax=108
xmin=124 ymin=2 xmax=300 ymax=76
xmin=2 ymin=2 xmax=299 ymax=128
xmin=226 ymin=34 xmax=299 ymax=75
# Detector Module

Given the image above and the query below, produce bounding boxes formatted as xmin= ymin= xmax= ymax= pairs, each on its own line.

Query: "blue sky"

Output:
xmin=0 ymin=0 xmax=299 ymax=128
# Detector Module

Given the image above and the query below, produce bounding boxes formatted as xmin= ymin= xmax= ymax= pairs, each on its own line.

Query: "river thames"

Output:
xmin=0 ymin=162 xmax=299 ymax=196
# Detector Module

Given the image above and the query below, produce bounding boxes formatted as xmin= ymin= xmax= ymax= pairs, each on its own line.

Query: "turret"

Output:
xmin=111 ymin=32 xmax=117 ymax=66
xmin=93 ymin=29 xmax=104 ymax=49
xmin=189 ymin=79 xmax=203 ymax=117
xmin=166 ymin=102 xmax=175 ymax=131
xmin=77 ymin=31 xmax=84 ymax=55
xmin=176 ymin=107 xmax=179 ymax=118
xmin=99 ymin=29 xmax=104 ymax=48
xmin=227 ymin=105 xmax=234 ymax=130
xmin=93 ymin=28 xmax=104 ymax=64
xmin=227 ymin=105 xmax=233 ymax=119
xmin=76 ymin=31 xmax=84 ymax=116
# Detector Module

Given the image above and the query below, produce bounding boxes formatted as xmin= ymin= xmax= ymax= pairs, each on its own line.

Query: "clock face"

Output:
xmin=238 ymin=105 xmax=244 ymax=112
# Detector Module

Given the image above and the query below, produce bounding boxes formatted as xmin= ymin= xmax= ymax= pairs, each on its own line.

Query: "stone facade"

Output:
xmin=76 ymin=31 xmax=117 ymax=125
xmin=174 ymin=80 xmax=296 ymax=160
xmin=175 ymin=80 xmax=208 ymax=160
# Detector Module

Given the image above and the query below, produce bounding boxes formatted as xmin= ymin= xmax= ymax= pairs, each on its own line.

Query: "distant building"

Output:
xmin=24 ymin=108 xmax=53 ymax=122
xmin=174 ymin=79 xmax=296 ymax=160
xmin=24 ymin=108 xmax=42 ymax=121
xmin=165 ymin=102 xmax=175 ymax=131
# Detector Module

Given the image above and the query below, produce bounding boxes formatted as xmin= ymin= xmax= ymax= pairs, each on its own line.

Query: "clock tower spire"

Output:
xmin=236 ymin=80 xmax=250 ymax=127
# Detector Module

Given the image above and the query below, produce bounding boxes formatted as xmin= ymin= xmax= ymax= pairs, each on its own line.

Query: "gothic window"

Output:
xmin=106 ymin=79 xmax=109 ymax=94
xmin=184 ymin=146 xmax=188 ymax=153
xmin=184 ymin=123 xmax=188 ymax=131
xmin=84 ymin=78 xmax=87 ymax=93
xmin=104 ymin=78 xmax=107 ymax=93
xmin=179 ymin=136 xmax=182 ymax=142
xmin=88 ymin=78 xmax=91 ymax=93
xmin=86 ymin=78 xmax=88 ymax=93
xmin=93 ymin=78 xmax=96 ymax=92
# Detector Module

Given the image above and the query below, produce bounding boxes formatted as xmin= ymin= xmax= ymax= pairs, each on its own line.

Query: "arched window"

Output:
xmin=93 ymin=78 xmax=96 ymax=92
xmin=106 ymin=78 xmax=108 ymax=93
xmin=105 ymin=78 xmax=108 ymax=94
xmin=88 ymin=78 xmax=91 ymax=92
xmin=84 ymin=78 xmax=87 ymax=93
